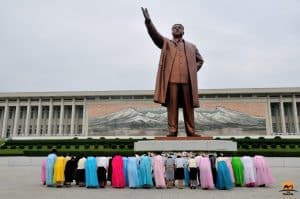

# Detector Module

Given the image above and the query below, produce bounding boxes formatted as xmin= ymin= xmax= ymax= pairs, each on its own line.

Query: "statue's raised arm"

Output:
xmin=141 ymin=7 xmax=164 ymax=49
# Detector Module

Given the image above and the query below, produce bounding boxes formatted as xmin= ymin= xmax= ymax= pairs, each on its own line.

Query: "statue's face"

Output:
xmin=172 ymin=24 xmax=184 ymax=38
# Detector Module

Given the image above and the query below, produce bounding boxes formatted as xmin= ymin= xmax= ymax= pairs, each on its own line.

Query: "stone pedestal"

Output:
xmin=134 ymin=138 xmax=237 ymax=152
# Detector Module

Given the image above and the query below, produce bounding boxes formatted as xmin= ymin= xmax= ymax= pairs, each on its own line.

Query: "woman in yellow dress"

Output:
xmin=53 ymin=155 xmax=67 ymax=187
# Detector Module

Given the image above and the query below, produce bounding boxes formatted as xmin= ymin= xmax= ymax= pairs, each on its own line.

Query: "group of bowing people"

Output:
xmin=41 ymin=149 xmax=274 ymax=190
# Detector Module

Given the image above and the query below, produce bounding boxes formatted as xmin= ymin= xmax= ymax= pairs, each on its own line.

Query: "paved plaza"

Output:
xmin=0 ymin=160 xmax=299 ymax=199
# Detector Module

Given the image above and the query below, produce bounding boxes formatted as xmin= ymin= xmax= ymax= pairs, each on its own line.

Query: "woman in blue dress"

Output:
xmin=127 ymin=156 xmax=141 ymax=188
xmin=216 ymin=156 xmax=233 ymax=190
xmin=46 ymin=149 xmax=57 ymax=186
xmin=85 ymin=156 xmax=99 ymax=188
xmin=139 ymin=154 xmax=153 ymax=188
xmin=123 ymin=156 xmax=129 ymax=186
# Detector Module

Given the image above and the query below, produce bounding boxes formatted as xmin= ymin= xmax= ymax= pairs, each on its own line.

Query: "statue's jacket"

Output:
xmin=145 ymin=21 xmax=204 ymax=108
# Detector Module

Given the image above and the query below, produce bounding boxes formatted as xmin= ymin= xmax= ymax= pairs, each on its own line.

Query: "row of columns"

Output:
xmin=1 ymin=98 xmax=87 ymax=138
xmin=268 ymin=95 xmax=300 ymax=135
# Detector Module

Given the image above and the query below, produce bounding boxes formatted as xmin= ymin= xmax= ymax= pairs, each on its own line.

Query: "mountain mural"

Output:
xmin=88 ymin=107 xmax=266 ymax=135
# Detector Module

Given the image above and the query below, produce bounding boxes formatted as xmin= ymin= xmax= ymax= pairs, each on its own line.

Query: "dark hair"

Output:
xmin=172 ymin=24 xmax=184 ymax=30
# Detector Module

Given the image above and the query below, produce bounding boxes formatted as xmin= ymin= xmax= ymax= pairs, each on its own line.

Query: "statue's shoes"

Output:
xmin=166 ymin=133 xmax=177 ymax=137
xmin=187 ymin=133 xmax=201 ymax=137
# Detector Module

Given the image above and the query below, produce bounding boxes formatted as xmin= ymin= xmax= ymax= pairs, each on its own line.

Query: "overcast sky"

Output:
xmin=0 ymin=0 xmax=299 ymax=92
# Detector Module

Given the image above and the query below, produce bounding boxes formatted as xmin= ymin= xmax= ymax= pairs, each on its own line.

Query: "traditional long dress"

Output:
xmin=224 ymin=157 xmax=235 ymax=184
xmin=254 ymin=155 xmax=274 ymax=186
xmin=184 ymin=158 xmax=190 ymax=187
xmin=209 ymin=155 xmax=217 ymax=185
xmin=231 ymin=157 xmax=244 ymax=186
xmin=46 ymin=153 xmax=57 ymax=186
xmin=85 ymin=156 xmax=99 ymax=188
xmin=216 ymin=157 xmax=233 ymax=190
xmin=41 ymin=159 xmax=46 ymax=185
xmin=127 ymin=157 xmax=141 ymax=188
xmin=241 ymin=156 xmax=256 ymax=187
xmin=64 ymin=157 xmax=76 ymax=185
xmin=152 ymin=155 xmax=166 ymax=188
xmin=111 ymin=155 xmax=126 ymax=188
xmin=139 ymin=155 xmax=153 ymax=187
xmin=53 ymin=156 xmax=66 ymax=186
xmin=198 ymin=156 xmax=215 ymax=189
xmin=123 ymin=157 xmax=129 ymax=186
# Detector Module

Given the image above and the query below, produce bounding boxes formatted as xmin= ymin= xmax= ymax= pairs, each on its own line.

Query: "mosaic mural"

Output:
xmin=88 ymin=101 xmax=267 ymax=136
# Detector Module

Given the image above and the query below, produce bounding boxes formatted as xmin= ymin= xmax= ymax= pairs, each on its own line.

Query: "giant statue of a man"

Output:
xmin=142 ymin=8 xmax=204 ymax=137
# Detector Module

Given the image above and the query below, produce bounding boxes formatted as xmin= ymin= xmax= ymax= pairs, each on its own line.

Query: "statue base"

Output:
xmin=134 ymin=138 xmax=237 ymax=152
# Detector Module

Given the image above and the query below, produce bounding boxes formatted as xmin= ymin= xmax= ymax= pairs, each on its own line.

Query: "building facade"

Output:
xmin=0 ymin=87 xmax=300 ymax=138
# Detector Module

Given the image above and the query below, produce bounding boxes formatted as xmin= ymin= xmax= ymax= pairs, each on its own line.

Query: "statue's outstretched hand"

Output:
xmin=141 ymin=7 xmax=151 ymax=22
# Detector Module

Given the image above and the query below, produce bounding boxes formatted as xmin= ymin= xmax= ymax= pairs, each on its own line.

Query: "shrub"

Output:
xmin=280 ymin=144 xmax=286 ymax=149
xmin=119 ymin=144 xmax=125 ymax=149
xmin=19 ymin=145 xmax=25 ymax=149
xmin=65 ymin=145 xmax=70 ymax=149
xmin=28 ymin=145 xmax=33 ymax=150
xmin=241 ymin=143 xmax=249 ymax=149
xmin=261 ymin=144 xmax=268 ymax=149
xmin=127 ymin=144 xmax=134 ymax=149
xmin=251 ymin=143 xmax=260 ymax=149
xmin=74 ymin=145 xmax=79 ymax=149
xmin=36 ymin=145 xmax=42 ymax=149
xmin=270 ymin=144 xmax=277 ymax=149
xmin=84 ymin=145 xmax=90 ymax=149
xmin=274 ymin=136 xmax=282 ymax=140
xmin=289 ymin=144 xmax=296 ymax=149
xmin=94 ymin=145 xmax=99 ymax=149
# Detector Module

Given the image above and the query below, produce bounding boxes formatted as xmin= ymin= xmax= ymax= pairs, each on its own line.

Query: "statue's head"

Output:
xmin=172 ymin=24 xmax=184 ymax=38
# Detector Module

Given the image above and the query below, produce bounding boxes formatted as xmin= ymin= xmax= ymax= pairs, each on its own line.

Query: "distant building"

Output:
xmin=0 ymin=87 xmax=300 ymax=138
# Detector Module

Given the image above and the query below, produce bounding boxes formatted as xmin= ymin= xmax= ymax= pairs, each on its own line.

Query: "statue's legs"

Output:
xmin=181 ymin=84 xmax=196 ymax=136
xmin=167 ymin=83 xmax=179 ymax=136
xmin=167 ymin=83 xmax=199 ymax=136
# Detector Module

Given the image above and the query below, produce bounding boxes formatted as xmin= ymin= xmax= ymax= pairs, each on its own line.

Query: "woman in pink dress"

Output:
xmin=198 ymin=155 xmax=214 ymax=189
xmin=254 ymin=155 xmax=274 ymax=187
xmin=152 ymin=153 xmax=166 ymax=188
xmin=111 ymin=155 xmax=126 ymax=188
xmin=41 ymin=159 xmax=46 ymax=185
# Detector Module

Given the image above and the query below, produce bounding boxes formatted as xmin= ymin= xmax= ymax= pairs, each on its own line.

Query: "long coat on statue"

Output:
xmin=145 ymin=21 xmax=204 ymax=108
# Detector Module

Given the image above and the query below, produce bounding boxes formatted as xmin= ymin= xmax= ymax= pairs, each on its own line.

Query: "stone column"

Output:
xmin=1 ymin=100 xmax=9 ymax=138
xmin=47 ymin=98 xmax=53 ymax=136
xmin=292 ymin=95 xmax=299 ymax=134
xmin=12 ymin=99 xmax=20 ymax=137
xmin=280 ymin=96 xmax=287 ymax=134
xmin=266 ymin=96 xmax=273 ymax=135
xmin=82 ymin=97 xmax=87 ymax=136
xmin=36 ymin=98 xmax=42 ymax=136
xmin=24 ymin=99 xmax=31 ymax=136
xmin=70 ymin=98 xmax=75 ymax=136
xmin=59 ymin=98 xmax=64 ymax=135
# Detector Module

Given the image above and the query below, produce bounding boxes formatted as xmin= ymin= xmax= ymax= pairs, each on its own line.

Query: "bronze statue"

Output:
xmin=142 ymin=8 xmax=204 ymax=137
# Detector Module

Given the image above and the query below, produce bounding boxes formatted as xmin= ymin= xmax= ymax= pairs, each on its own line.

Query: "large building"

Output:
xmin=0 ymin=87 xmax=300 ymax=138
